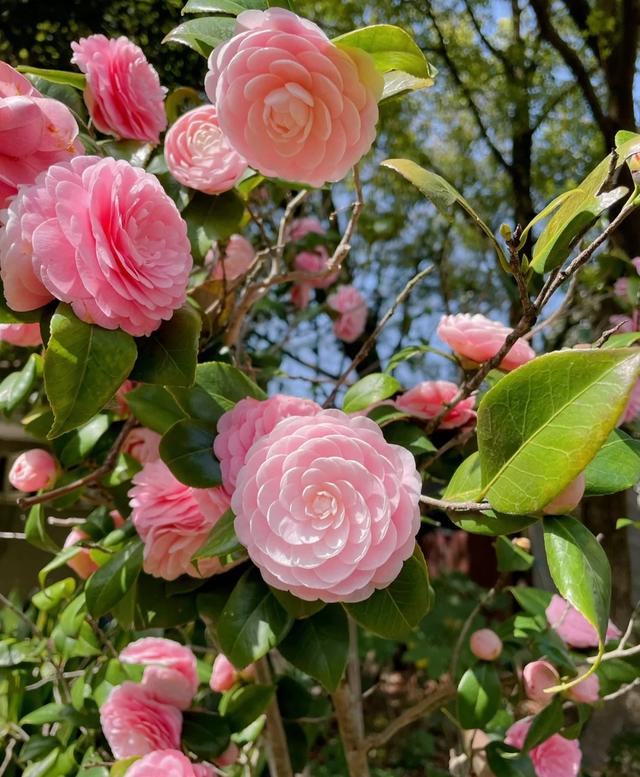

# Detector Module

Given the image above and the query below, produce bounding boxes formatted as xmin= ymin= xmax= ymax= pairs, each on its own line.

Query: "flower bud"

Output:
xmin=215 ymin=743 xmax=240 ymax=767
xmin=523 ymin=660 xmax=560 ymax=702
xmin=8 ymin=449 xmax=57 ymax=492
xmin=512 ymin=537 xmax=531 ymax=553
xmin=543 ymin=473 xmax=585 ymax=515
xmin=470 ymin=629 xmax=503 ymax=661
xmin=210 ymin=654 xmax=237 ymax=693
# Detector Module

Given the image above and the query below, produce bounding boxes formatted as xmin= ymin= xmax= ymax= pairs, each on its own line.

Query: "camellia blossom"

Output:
xmin=0 ymin=61 xmax=81 ymax=209
xmin=505 ymin=718 xmax=581 ymax=777
xmin=543 ymin=473 xmax=585 ymax=515
xmin=622 ymin=380 xmax=640 ymax=423
xmin=0 ymin=323 xmax=42 ymax=347
xmin=210 ymin=654 xmax=237 ymax=692
xmin=100 ymin=682 xmax=182 ymax=759
xmin=291 ymin=282 xmax=312 ymax=310
xmin=127 ymin=751 xmax=212 ymax=777
xmin=523 ymin=660 xmax=560 ymax=703
xmin=469 ymin=628 xmax=502 ymax=661
xmin=327 ymin=285 xmax=368 ymax=343
xmin=71 ymin=35 xmax=166 ymax=143
xmin=122 ymin=428 xmax=162 ymax=465
xmin=437 ymin=313 xmax=535 ymax=371
xmin=212 ymin=234 xmax=255 ymax=281
xmin=566 ymin=668 xmax=600 ymax=704
xmin=232 ymin=410 xmax=422 ymax=602
xmin=129 ymin=460 xmax=231 ymax=580
xmin=295 ymin=247 xmax=338 ymax=289
xmin=205 ymin=8 xmax=383 ymax=187
xmin=120 ymin=637 xmax=198 ymax=710
xmin=0 ymin=156 xmax=192 ymax=336
xmin=165 ymin=105 xmax=248 ymax=194
xmin=613 ymin=257 xmax=640 ymax=298
xmin=287 ymin=216 xmax=325 ymax=242
xmin=214 ymin=394 xmax=322 ymax=493
xmin=215 ymin=744 xmax=240 ymax=767
xmin=63 ymin=511 xmax=123 ymax=579
xmin=8 ymin=449 xmax=57 ymax=492
xmin=546 ymin=594 xmax=621 ymax=648
xmin=395 ymin=381 xmax=476 ymax=430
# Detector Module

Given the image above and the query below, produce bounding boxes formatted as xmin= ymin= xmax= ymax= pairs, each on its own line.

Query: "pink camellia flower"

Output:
xmin=523 ymin=660 xmax=560 ymax=703
xmin=63 ymin=528 xmax=98 ymax=580
xmin=165 ymin=105 xmax=247 ymax=194
xmin=126 ymin=750 xmax=203 ymax=777
xmin=215 ymin=744 xmax=240 ymax=767
xmin=622 ymin=380 xmax=640 ymax=423
xmin=614 ymin=257 xmax=640 ymax=297
xmin=71 ymin=35 xmax=166 ymax=143
xmin=114 ymin=379 xmax=137 ymax=416
xmin=232 ymin=410 xmax=422 ymax=602
xmin=0 ymin=156 xmax=191 ymax=336
xmin=543 ymin=473 xmax=585 ymax=515
xmin=546 ymin=594 xmax=621 ymax=648
xmin=0 ymin=61 xmax=81 ymax=209
xmin=205 ymin=8 xmax=383 ymax=187
xmin=8 ymin=449 xmax=57 ymax=492
xmin=0 ymin=323 xmax=42 ymax=347
xmin=566 ymin=668 xmax=600 ymax=704
xmin=287 ymin=216 xmax=325 ymax=242
xmin=212 ymin=234 xmax=255 ymax=281
xmin=100 ymin=682 xmax=182 ymax=759
xmin=129 ymin=460 xmax=231 ymax=580
xmin=609 ymin=313 xmax=637 ymax=334
xmin=210 ymin=654 xmax=237 ymax=692
xmin=295 ymin=247 xmax=338 ymax=289
xmin=122 ymin=428 xmax=162 ymax=465
xmin=395 ymin=381 xmax=476 ymax=430
xmin=214 ymin=394 xmax=321 ymax=493
xmin=437 ymin=313 xmax=535 ymax=371
xmin=469 ymin=628 xmax=502 ymax=661
xmin=327 ymin=285 xmax=368 ymax=343
xmin=291 ymin=282 xmax=312 ymax=310
xmin=120 ymin=637 xmax=198 ymax=710
xmin=505 ymin=717 xmax=581 ymax=777
xmin=193 ymin=765 xmax=216 ymax=777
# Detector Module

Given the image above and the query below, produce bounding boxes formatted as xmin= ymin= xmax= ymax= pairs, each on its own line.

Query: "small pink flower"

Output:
xmin=122 ymin=428 xmax=162 ymax=465
xmin=566 ymin=669 xmax=599 ymax=704
xmin=623 ymin=380 xmax=640 ymax=423
xmin=327 ymin=285 xmax=367 ymax=343
xmin=63 ymin=528 xmax=98 ymax=580
xmin=212 ymin=234 xmax=255 ymax=281
xmin=395 ymin=381 xmax=476 ymax=430
xmin=214 ymin=394 xmax=321 ymax=493
xmin=0 ymin=323 xmax=42 ymax=347
xmin=523 ymin=661 xmax=559 ymax=703
xmin=129 ymin=460 xmax=231 ymax=580
xmin=469 ymin=628 xmax=502 ymax=661
xmin=115 ymin=380 xmax=138 ymax=416
xmin=100 ymin=682 xmax=182 ymax=759
xmin=165 ymin=105 xmax=247 ymax=194
xmin=71 ymin=35 xmax=166 ymax=143
xmin=8 ymin=449 xmax=57 ymax=492
xmin=287 ymin=216 xmax=325 ymax=242
xmin=0 ymin=156 xmax=191 ymax=336
xmin=291 ymin=282 xmax=312 ymax=309
xmin=614 ymin=278 xmax=630 ymax=298
xmin=126 ymin=750 xmax=202 ymax=777
xmin=295 ymin=247 xmax=338 ymax=289
xmin=210 ymin=654 xmax=237 ymax=692
xmin=0 ymin=61 xmax=82 ymax=209
xmin=437 ymin=313 xmax=535 ymax=371
xmin=205 ymin=8 xmax=383 ymax=187
xmin=543 ymin=474 xmax=585 ymax=515
xmin=120 ymin=637 xmax=198 ymax=710
xmin=609 ymin=313 xmax=637 ymax=333
xmin=193 ymin=765 xmax=216 ymax=777
xmin=232 ymin=410 xmax=422 ymax=602
xmin=215 ymin=744 xmax=240 ymax=767
xmin=546 ymin=594 xmax=621 ymax=649
xmin=505 ymin=717 xmax=581 ymax=777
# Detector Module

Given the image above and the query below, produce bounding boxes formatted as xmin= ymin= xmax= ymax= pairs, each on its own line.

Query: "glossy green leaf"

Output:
xmin=134 ymin=574 xmax=198 ymax=628
xmin=495 ymin=536 xmax=534 ymax=572
xmin=160 ymin=419 xmax=220 ymax=487
xmin=219 ymin=684 xmax=274 ymax=732
xmin=0 ymin=354 xmax=40 ymax=415
xmin=0 ymin=639 xmax=45 ymax=666
xmin=110 ymin=759 xmax=139 ymax=777
xmin=333 ymin=25 xmax=435 ymax=79
xmin=22 ymin=748 xmax=60 ymax=777
xmin=602 ymin=332 xmax=640 ymax=348
xmin=342 ymin=373 xmax=401 ymax=413
xmin=279 ymin=605 xmax=349 ymax=692
xmin=44 ymin=305 xmax=137 ymax=437
xmin=182 ymin=0 xmax=265 ymax=14
xmin=543 ymin=516 xmax=611 ymax=645
xmin=523 ymin=696 xmax=564 ymax=752
xmin=25 ymin=505 xmax=59 ymax=553
xmin=125 ymin=384 xmax=186 ymax=434
xmin=38 ymin=547 xmax=81 ymax=588
xmin=181 ymin=711 xmax=230 ymax=759
xmin=58 ymin=414 xmax=110 ymax=469
xmin=477 ymin=349 xmax=640 ymax=513
xmin=32 ymin=578 xmax=76 ymax=612
xmin=218 ymin=568 xmax=293 ymax=668
xmin=380 ymin=71 xmax=438 ymax=100
xmin=457 ymin=662 xmax=501 ymax=728
xmin=130 ymin=306 xmax=201 ymax=387
xmin=485 ymin=742 xmax=536 ymax=777
xmin=383 ymin=422 xmax=436 ymax=455
xmin=85 ymin=539 xmax=144 ymax=618
xmin=193 ymin=509 xmax=242 ymax=560
xmin=509 ymin=586 xmax=552 ymax=617
xmin=345 ymin=545 xmax=431 ymax=639
xmin=271 ymin=589 xmax=325 ymax=619
xmin=584 ymin=429 xmax=640 ymax=496
xmin=184 ymin=190 xmax=245 ymax=257
xmin=197 ymin=361 xmax=266 ymax=403
xmin=17 ymin=65 xmax=85 ymax=90
xmin=517 ymin=190 xmax=576 ymax=249
xmin=162 ymin=16 xmax=236 ymax=56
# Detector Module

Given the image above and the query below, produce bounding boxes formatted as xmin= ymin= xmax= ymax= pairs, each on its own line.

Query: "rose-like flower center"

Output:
xmin=303 ymin=485 xmax=341 ymax=527
xmin=263 ymin=83 xmax=314 ymax=141
xmin=191 ymin=122 xmax=223 ymax=157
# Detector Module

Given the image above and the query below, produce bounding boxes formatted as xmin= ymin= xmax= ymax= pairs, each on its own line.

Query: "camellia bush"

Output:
xmin=1 ymin=2 xmax=640 ymax=776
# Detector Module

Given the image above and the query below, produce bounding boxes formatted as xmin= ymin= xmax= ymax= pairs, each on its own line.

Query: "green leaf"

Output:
xmin=110 ymin=758 xmax=140 ymax=777
xmin=385 ymin=344 xmax=450 ymax=373
xmin=125 ymin=384 xmax=186 ymax=434
xmin=509 ymin=586 xmax=552 ymax=617
xmin=58 ymin=415 xmax=110 ymax=469
xmin=343 ymin=373 xmax=401 ymax=413
xmin=383 ymin=422 xmax=436 ymax=455
xmin=495 ymin=536 xmax=534 ymax=572
xmin=270 ymin=589 xmax=325 ymax=619
xmin=0 ymin=639 xmax=45 ymax=666
xmin=193 ymin=509 xmax=242 ymax=560
xmin=220 ymin=684 xmax=274 ymax=732
xmin=163 ymin=16 xmax=236 ymax=56
xmin=197 ymin=360 xmax=266 ymax=403
xmin=517 ymin=190 xmax=577 ymax=249
xmin=477 ymin=349 xmax=640 ymax=513
xmin=25 ymin=505 xmax=59 ymax=553
xmin=218 ymin=568 xmax=293 ymax=668
xmin=485 ymin=742 xmax=536 ymax=777
xmin=21 ymin=703 xmax=73 ymax=725
xmin=32 ymin=578 xmax=76 ymax=612
xmin=182 ymin=0 xmax=265 ymax=14
xmin=130 ymin=306 xmax=201 ymax=387
xmin=345 ymin=545 xmax=431 ymax=639
xmin=160 ymin=419 xmax=221 ymax=487
xmin=602 ymin=332 xmax=640 ymax=348
xmin=44 ymin=305 xmax=137 ymax=438
xmin=279 ymin=606 xmax=349 ymax=692
xmin=17 ymin=65 xmax=86 ymax=90
xmin=22 ymin=748 xmax=60 ymax=777
xmin=382 ymin=158 xmax=509 ymax=272
xmin=543 ymin=515 xmax=611 ymax=645
xmin=333 ymin=25 xmax=435 ymax=79
xmin=134 ymin=574 xmax=198 ymax=628
xmin=523 ymin=696 xmax=564 ymax=752
xmin=184 ymin=190 xmax=245 ymax=259
xmin=182 ymin=711 xmax=231 ymax=759
xmin=457 ymin=662 xmax=501 ymax=728
xmin=584 ymin=429 xmax=640 ymax=496
xmin=85 ymin=539 xmax=144 ymax=618
xmin=0 ymin=354 xmax=40 ymax=415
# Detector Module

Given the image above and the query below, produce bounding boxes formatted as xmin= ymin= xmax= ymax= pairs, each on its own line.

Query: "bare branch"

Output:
xmin=419 ymin=494 xmax=491 ymax=513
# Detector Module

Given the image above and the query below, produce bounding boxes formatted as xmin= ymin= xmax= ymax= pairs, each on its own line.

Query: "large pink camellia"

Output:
xmin=127 ymin=751 xmax=212 ymax=777
xmin=545 ymin=594 xmax=621 ymax=648
xmin=120 ymin=637 xmax=198 ymax=710
xmin=71 ymin=35 xmax=166 ymax=143
xmin=437 ymin=313 xmax=535 ymax=371
xmin=214 ymin=394 xmax=322 ymax=493
xmin=212 ymin=234 xmax=256 ymax=281
xmin=232 ymin=410 xmax=422 ymax=602
xmin=0 ymin=156 xmax=192 ymax=336
xmin=0 ymin=61 xmax=81 ymax=209
xmin=0 ymin=323 xmax=42 ymax=347
xmin=100 ymin=682 xmax=182 ymax=759
xmin=505 ymin=718 xmax=581 ymax=777
xmin=395 ymin=380 xmax=476 ymax=430
xmin=165 ymin=105 xmax=248 ymax=194
xmin=327 ymin=285 xmax=368 ymax=343
xmin=129 ymin=460 xmax=230 ymax=580
xmin=205 ymin=8 xmax=383 ymax=187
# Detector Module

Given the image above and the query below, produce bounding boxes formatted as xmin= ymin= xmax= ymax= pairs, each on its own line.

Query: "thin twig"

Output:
xmin=420 ymin=494 xmax=491 ymax=513
xmin=602 ymin=677 xmax=640 ymax=701
xmin=254 ymin=657 xmax=294 ymax=777
xmin=593 ymin=321 xmax=625 ymax=348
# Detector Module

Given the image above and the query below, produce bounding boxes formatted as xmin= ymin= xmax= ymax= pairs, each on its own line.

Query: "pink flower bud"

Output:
xmin=566 ymin=669 xmax=599 ymax=704
xmin=523 ymin=660 xmax=559 ymax=702
xmin=543 ymin=473 xmax=585 ymax=514
xmin=63 ymin=528 xmax=99 ymax=580
xmin=469 ymin=629 xmax=503 ymax=661
xmin=215 ymin=743 xmax=240 ymax=767
xmin=210 ymin=654 xmax=237 ymax=693
xmin=8 ymin=449 xmax=57 ymax=492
